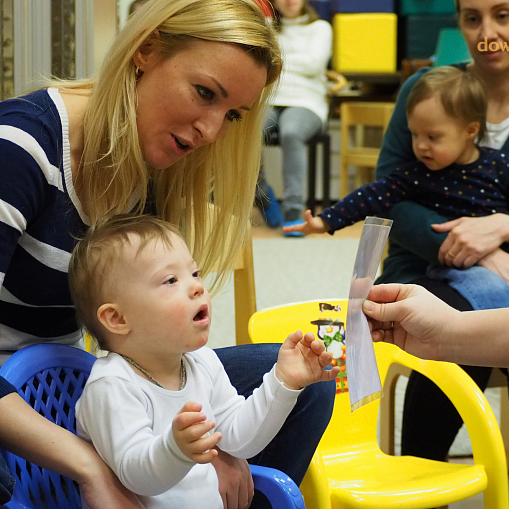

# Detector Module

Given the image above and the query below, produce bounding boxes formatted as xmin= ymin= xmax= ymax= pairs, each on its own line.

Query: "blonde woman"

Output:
xmin=0 ymin=0 xmax=336 ymax=507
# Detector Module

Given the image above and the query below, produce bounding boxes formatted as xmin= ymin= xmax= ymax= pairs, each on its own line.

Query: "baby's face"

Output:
xmin=408 ymin=94 xmax=479 ymax=170
xmin=112 ymin=234 xmax=211 ymax=355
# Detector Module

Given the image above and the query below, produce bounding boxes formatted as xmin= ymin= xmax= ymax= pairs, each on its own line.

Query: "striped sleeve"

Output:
xmin=0 ymin=376 xmax=16 ymax=398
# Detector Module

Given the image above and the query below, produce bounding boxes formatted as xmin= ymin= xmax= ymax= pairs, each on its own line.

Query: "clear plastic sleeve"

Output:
xmin=345 ymin=217 xmax=393 ymax=411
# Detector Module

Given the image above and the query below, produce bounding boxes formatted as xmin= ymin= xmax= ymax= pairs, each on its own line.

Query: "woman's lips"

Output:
xmin=171 ymin=135 xmax=192 ymax=155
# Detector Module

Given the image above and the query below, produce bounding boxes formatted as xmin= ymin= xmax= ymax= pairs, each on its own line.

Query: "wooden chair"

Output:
xmin=339 ymin=101 xmax=395 ymax=197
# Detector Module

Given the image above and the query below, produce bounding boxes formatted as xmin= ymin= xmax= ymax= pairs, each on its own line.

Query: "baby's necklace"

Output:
xmin=121 ymin=355 xmax=186 ymax=390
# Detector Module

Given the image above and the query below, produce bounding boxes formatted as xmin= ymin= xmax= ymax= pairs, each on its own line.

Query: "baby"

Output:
xmin=284 ymin=66 xmax=506 ymax=239
xmin=70 ymin=214 xmax=339 ymax=509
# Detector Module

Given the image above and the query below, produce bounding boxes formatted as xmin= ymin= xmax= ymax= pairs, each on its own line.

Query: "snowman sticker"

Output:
xmin=311 ymin=316 xmax=348 ymax=393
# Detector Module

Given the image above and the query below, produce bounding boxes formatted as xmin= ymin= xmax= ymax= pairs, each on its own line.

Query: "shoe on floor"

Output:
xmin=259 ymin=186 xmax=284 ymax=228
xmin=283 ymin=219 xmax=305 ymax=237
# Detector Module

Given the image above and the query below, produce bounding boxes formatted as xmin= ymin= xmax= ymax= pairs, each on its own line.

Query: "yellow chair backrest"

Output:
xmin=249 ymin=299 xmax=509 ymax=509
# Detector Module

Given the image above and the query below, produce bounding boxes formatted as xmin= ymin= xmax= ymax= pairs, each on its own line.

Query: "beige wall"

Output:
xmin=93 ymin=0 xmax=118 ymax=72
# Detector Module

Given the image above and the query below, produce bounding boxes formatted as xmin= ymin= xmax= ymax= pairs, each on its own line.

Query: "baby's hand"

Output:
xmin=172 ymin=401 xmax=222 ymax=464
xmin=275 ymin=331 xmax=340 ymax=390
xmin=282 ymin=210 xmax=329 ymax=236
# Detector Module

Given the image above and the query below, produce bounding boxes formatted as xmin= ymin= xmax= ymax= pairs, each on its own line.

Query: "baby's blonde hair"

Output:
xmin=56 ymin=0 xmax=282 ymax=294
xmin=69 ymin=214 xmax=183 ymax=348
xmin=406 ymin=66 xmax=487 ymax=143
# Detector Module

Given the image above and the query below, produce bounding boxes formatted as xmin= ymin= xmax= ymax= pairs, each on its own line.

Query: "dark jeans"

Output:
xmin=0 ymin=454 xmax=13 ymax=506
xmin=401 ymin=278 xmax=505 ymax=461
xmin=215 ymin=343 xmax=336 ymax=507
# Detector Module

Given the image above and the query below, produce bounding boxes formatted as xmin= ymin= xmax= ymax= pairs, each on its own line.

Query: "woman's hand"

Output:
xmin=433 ymin=214 xmax=509 ymax=267
xmin=362 ymin=283 xmax=460 ymax=361
xmin=211 ymin=449 xmax=254 ymax=509
xmin=478 ymin=248 xmax=509 ymax=285
xmin=0 ymin=393 xmax=144 ymax=509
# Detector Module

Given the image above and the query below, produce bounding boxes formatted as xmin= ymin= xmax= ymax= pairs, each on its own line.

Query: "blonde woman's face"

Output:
xmin=133 ymin=39 xmax=268 ymax=170
xmin=459 ymin=0 xmax=509 ymax=74
xmin=273 ymin=0 xmax=305 ymax=19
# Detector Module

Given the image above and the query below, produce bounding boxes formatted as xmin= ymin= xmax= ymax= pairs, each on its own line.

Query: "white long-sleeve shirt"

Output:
xmin=272 ymin=16 xmax=333 ymax=123
xmin=76 ymin=348 xmax=302 ymax=509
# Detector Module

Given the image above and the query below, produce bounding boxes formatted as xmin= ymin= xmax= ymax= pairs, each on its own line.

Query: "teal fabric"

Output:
xmin=375 ymin=64 xmax=509 ymax=284
xmin=399 ymin=0 xmax=455 ymax=15
xmin=402 ymin=14 xmax=457 ymax=60
xmin=432 ymin=28 xmax=472 ymax=67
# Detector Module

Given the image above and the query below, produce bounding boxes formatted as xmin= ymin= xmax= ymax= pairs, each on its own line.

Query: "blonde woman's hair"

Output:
xmin=69 ymin=214 xmax=183 ymax=348
xmin=55 ymin=0 xmax=282 ymax=294
xmin=406 ymin=66 xmax=487 ymax=143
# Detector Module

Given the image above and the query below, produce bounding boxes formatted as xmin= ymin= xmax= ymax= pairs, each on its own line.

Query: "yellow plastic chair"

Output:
xmin=379 ymin=359 xmax=509 ymax=467
xmin=248 ymin=299 xmax=509 ymax=509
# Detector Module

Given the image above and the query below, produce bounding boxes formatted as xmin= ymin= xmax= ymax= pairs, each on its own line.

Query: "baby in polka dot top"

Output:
xmin=283 ymin=66 xmax=509 ymax=238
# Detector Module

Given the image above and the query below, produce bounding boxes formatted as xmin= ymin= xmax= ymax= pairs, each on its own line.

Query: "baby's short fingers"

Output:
xmin=190 ymin=432 xmax=223 ymax=461
xmin=173 ymin=411 xmax=207 ymax=431
xmin=324 ymin=366 xmax=341 ymax=380
xmin=183 ymin=420 xmax=217 ymax=441
xmin=282 ymin=224 xmax=302 ymax=233
xmin=318 ymin=349 xmax=333 ymax=368
xmin=309 ymin=338 xmax=325 ymax=355
xmin=192 ymin=447 xmax=220 ymax=465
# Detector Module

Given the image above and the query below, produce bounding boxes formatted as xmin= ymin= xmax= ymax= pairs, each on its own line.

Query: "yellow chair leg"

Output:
xmin=300 ymin=454 xmax=331 ymax=509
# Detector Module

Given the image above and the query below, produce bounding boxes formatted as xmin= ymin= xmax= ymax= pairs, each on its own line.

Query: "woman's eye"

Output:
xmin=196 ymin=85 xmax=215 ymax=101
xmin=461 ymin=14 xmax=478 ymax=25
xmin=428 ymin=135 xmax=436 ymax=141
xmin=164 ymin=276 xmax=177 ymax=285
xmin=226 ymin=110 xmax=242 ymax=123
xmin=497 ymin=11 xmax=509 ymax=21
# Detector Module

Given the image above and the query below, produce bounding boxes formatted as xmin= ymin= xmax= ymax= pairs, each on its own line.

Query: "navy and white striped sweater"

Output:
xmin=0 ymin=88 xmax=88 ymax=363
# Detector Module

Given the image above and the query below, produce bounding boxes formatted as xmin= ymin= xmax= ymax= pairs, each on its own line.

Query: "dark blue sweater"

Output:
xmin=0 ymin=89 xmax=87 ymax=360
xmin=321 ymin=147 xmax=509 ymax=231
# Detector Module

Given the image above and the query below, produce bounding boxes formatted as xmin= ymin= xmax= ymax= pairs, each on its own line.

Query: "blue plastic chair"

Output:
xmin=0 ymin=344 xmax=304 ymax=509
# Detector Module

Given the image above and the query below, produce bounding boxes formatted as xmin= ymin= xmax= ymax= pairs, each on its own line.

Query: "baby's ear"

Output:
xmin=97 ymin=304 xmax=131 ymax=335
xmin=466 ymin=121 xmax=480 ymax=139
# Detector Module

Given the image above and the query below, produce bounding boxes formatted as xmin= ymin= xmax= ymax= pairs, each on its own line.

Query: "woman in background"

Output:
xmin=375 ymin=0 xmax=509 ymax=463
xmin=256 ymin=0 xmax=332 ymax=235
